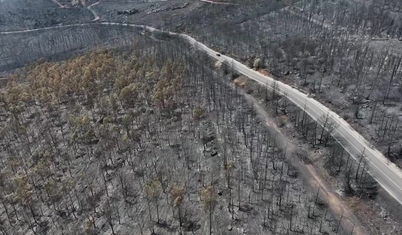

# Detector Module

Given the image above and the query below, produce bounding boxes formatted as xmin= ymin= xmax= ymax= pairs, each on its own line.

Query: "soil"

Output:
xmin=1 ymin=0 xmax=402 ymax=234
xmin=0 ymin=40 xmax=346 ymax=234
xmin=239 ymin=84 xmax=366 ymax=235
xmin=239 ymin=76 xmax=402 ymax=235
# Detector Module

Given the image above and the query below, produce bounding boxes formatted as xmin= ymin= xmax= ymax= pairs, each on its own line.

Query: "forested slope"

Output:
xmin=0 ymin=37 xmax=344 ymax=234
xmin=0 ymin=0 xmax=93 ymax=31
xmin=0 ymin=25 xmax=144 ymax=72
xmin=175 ymin=0 xmax=402 ymax=168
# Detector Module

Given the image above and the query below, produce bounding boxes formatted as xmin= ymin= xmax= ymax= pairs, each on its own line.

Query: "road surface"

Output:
xmin=51 ymin=0 xmax=67 ymax=8
xmin=2 ymin=22 xmax=402 ymax=207
xmin=200 ymin=0 xmax=238 ymax=5
xmin=87 ymin=1 xmax=100 ymax=21
xmin=195 ymin=43 xmax=402 ymax=206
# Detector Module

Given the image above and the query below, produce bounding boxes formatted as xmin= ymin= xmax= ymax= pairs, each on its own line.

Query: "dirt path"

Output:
xmin=0 ymin=17 xmax=376 ymax=234
xmin=304 ymin=165 xmax=366 ymax=235
xmin=242 ymin=91 xmax=367 ymax=235
xmin=200 ymin=0 xmax=238 ymax=5
xmin=87 ymin=1 xmax=100 ymax=21
xmin=51 ymin=0 xmax=67 ymax=8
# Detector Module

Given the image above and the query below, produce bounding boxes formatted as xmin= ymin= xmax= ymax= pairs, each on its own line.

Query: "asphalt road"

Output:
xmin=187 ymin=37 xmax=402 ymax=206
xmin=2 ymin=22 xmax=402 ymax=206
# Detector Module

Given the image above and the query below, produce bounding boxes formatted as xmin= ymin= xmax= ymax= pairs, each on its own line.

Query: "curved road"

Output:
xmin=2 ymin=22 xmax=402 ymax=206
xmin=203 ymin=49 xmax=402 ymax=206
xmin=87 ymin=1 xmax=101 ymax=21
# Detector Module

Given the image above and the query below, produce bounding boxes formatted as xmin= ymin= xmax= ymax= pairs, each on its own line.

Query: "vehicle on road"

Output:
xmin=216 ymin=53 xmax=221 ymax=56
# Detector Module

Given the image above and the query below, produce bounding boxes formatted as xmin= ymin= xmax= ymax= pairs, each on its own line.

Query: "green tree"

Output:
xmin=200 ymin=185 xmax=217 ymax=235
xmin=170 ymin=184 xmax=185 ymax=227
xmin=153 ymin=89 xmax=164 ymax=107
xmin=119 ymin=83 xmax=139 ymax=108
xmin=144 ymin=180 xmax=162 ymax=224
xmin=253 ymin=58 xmax=262 ymax=70
xmin=192 ymin=106 xmax=205 ymax=121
